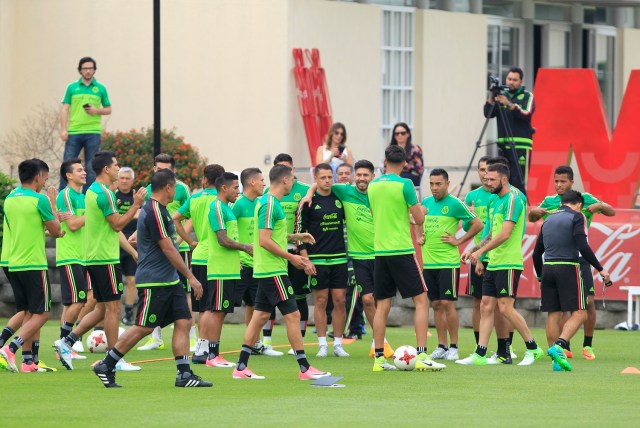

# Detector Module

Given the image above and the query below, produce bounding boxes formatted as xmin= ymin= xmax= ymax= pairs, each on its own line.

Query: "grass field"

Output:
xmin=1 ymin=320 xmax=639 ymax=427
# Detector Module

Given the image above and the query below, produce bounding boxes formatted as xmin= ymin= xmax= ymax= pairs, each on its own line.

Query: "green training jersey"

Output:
xmin=267 ymin=180 xmax=309 ymax=247
xmin=421 ymin=194 xmax=476 ymax=269
xmin=62 ymin=78 xmax=111 ymax=134
xmin=330 ymin=183 xmax=374 ymax=260
xmin=56 ymin=186 xmax=86 ymax=266
xmin=207 ymin=199 xmax=241 ymax=280
xmin=177 ymin=188 xmax=217 ymax=265
xmin=368 ymin=174 xmax=418 ymax=256
xmin=486 ymin=186 xmax=525 ymax=271
xmin=4 ymin=187 xmax=54 ymax=271
xmin=146 ymin=180 xmax=191 ymax=251
xmin=539 ymin=192 xmax=601 ymax=228
xmin=0 ymin=186 xmax=20 ymax=268
xmin=253 ymin=193 xmax=288 ymax=278
xmin=85 ymin=181 xmax=119 ymax=265
xmin=232 ymin=194 xmax=257 ymax=268
xmin=464 ymin=186 xmax=493 ymax=246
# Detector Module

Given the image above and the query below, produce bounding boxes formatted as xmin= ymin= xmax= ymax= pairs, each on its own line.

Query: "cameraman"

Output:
xmin=484 ymin=67 xmax=535 ymax=195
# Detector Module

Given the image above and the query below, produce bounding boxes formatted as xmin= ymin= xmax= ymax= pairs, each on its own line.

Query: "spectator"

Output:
xmin=336 ymin=163 xmax=354 ymax=184
xmin=316 ymin=122 xmax=354 ymax=173
xmin=115 ymin=167 xmax=138 ymax=325
xmin=389 ymin=122 xmax=423 ymax=186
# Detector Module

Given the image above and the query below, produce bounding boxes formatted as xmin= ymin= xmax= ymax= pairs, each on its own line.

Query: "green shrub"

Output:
xmin=0 ymin=171 xmax=17 ymax=255
xmin=101 ymin=127 xmax=207 ymax=189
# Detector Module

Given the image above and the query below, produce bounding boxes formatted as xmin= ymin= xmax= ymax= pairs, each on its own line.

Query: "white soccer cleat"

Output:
xmin=72 ymin=341 xmax=85 ymax=353
xmin=287 ymin=348 xmax=295 ymax=356
xmin=316 ymin=345 xmax=328 ymax=357
xmin=52 ymin=339 xmax=74 ymax=370
xmin=443 ymin=348 xmax=459 ymax=361
xmin=333 ymin=345 xmax=350 ymax=357
xmin=261 ymin=345 xmax=284 ymax=357
xmin=116 ymin=358 xmax=142 ymax=371
xmin=136 ymin=337 xmax=164 ymax=351
xmin=429 ymin=347 xmax=448 ymax=359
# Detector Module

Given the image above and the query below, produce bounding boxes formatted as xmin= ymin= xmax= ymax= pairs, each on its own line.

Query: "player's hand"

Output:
xmin=300 ymin=194 xmax=313 ymax=208
xmin=46 ymin=186 xmax=57 ymax=203
xmin=303 ymin=261 xmax=316 ymax=276
xmin=468 ymin=201 xmax=475 ymax=213
xmin=187 ymin=240 xmax=198 ymax=251
xmin=469 ymin=251 xmax=482 ymax=265
xmin=415 ymin=235 xmax=425 ymax=246
xmin=133 ymin=187 xmax=148 ymax=207
xmin=295 ymin=233 xmax=316 ymax=245
xmin=245 ymin=244 xmax=254 ymax=257
xmin=586 ymin=204 xmax=602 ymax=214
xmin=599 ymin=269 xmax=612 ymax=287
xmin=529 ymin=207 xmax=548 ymax=219
xmin=290 ymin=255 xmax=308 ymax=271
xmin=461 ymin=249 xmax=473 ymax=263
xmin=190 ymin=275 xmax=203 ymax=299
xmin=132 ymin=251 xmax=139 ymax=263
xmin=57 ymin=211 xmax=74 ymax=223
xmin=60 ymin=130 xmax=68 ymax=142
xmin=475 ymin=261 xmax=485 ymax=276
xmin=128 ymin=232 xmax=138 ymax=247
xmin=56 ymin=230 xmax=66 ymax=238
xmin=440 ymin=232 xmax=459 ymax=246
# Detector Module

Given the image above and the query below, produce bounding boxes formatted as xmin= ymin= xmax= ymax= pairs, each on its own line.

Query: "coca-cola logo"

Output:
xmin=590 ymin=223 xmax=640 ymax=283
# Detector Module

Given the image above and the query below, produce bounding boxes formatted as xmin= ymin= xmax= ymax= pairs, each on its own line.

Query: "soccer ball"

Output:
xmin=87 ymin=330 xmax=108 ymax=353
xmin=393 ymin=345 xmax=418 ymax=371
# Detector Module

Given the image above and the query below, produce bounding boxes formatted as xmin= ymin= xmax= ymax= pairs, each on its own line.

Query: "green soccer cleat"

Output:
xmin=455 ymin=353 xmax=487 ymax=366
xmin=517 ymin=346 xmax=544 ymax=366
xmin=372 ymin=356 xmax=397 ymax=372
xmin=547 ymin=345 xmax=572 ymax=371
xmin=416 ymin=352 xmax=446 ymax=371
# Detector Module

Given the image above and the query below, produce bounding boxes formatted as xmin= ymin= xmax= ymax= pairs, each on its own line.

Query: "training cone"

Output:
xmin=621 ymin=367 xmax=640 ymax=374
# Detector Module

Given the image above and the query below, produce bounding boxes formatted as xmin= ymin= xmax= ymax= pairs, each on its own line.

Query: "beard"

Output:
xmin=491 ymin=182 xmax=503 ymax=194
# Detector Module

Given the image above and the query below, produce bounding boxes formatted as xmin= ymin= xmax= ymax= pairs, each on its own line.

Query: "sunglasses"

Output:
xmin=334 ymin=131 xmax=344 ymax=136
xmin=394 ymin=131 xmax=408 ymax=136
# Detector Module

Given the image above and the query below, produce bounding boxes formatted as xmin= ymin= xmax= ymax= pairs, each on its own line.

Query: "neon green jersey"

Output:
xmin=0 ymin=186 xmax=20 ymax=268
xmin=464 ymin=186 xmax=493 ymax=246
xmin=368 ymin=174 xmax=417 ymax=256
xmin=177 ymin=188 xmax=217 ymax=265
xmin=56 ymin=186 xmax=86 ymax=266
xmin=4 ymin=187 xmax=55 ymax=271
xmin=539 ymin=192 xmax=601 ymax=228
xmin=85 ymin=181 xmax=120 ymax=265
xmin=253 ymin=193 xmax=288 ymax=278
xmin=62 ymin=78 xmax=111 ymax=134
xmin=330 ymin=183 xmax=374 ymax=260
xmin=421 ymin=194 xmax=476 ymax=268
xmin=207 ymin=199 xmax=241 ymax=280
xmin=232 ymin=194 xmax=257 ymax=268
xmin=486 ymin=187 xmax=526 ymax=271
xmin=266 ymin=180 xmax=309 ymax=248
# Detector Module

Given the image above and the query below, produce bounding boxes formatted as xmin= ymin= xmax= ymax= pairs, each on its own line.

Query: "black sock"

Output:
xmin=297 ymin=298 xmax=308 ymax=337
xmin=583 ymin=336 xmax=593 ymax=348
xmin=565 ymin=340 xmax=571 ymax=351
xmin=103 ymin=347 xmax=124 ymax=369
xmin=375 ymin=347 xmax=384 ymax=358
xmin=449 ymin=344 xmax=457 ymax=349
xmin=64 ymin=332 xmax=80 ymax=347
xmin=508 ymin=331 xmax=514 ymax=343
xmin=417 ymin=346 xmax=426 ymax=354
xmin=295 ymin=350 xmax=310 ymax=372
xmin=0 ymin=326 xmax=14 ymax=346
xmin=22 ymin=350 xmax=33 ymax=364
xmin=175 ymin=355 xmax=191 ymax=374
xmin=262 ymin=312 xmax=275 ymax=338
xmin=438 ymin=344 xmax=448 ymax=351
xmin=208 ymin=341 xmax=219 ymax=359
xmin=9 ymin=336 xmax=23 ymax=354
xmin=124 ymin=304 xmax=134 ymax=318
xmin=237 ymin=344 xmax=252 ymax=370
xmin=60 ymin=321 xmax=73 ymax=339
xmin=476 ymin=345 xmax=487 ymax=357
xmin=473 ymin=331 xmax=479 ymax=344
xmin=525 ymin=339 xmax=538 ymax=351
xmin=497 ymin=338 xmax=507 ymax=355
xmin=32 ymin=340 xmax=40 ymax=364
xmin=555 ymin=338 xmax=569 ymax=350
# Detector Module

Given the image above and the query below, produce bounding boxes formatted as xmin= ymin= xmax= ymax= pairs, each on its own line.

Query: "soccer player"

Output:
xmin=459 ymin=163 xmax=543 ymax=366
xmin=418 ymin=169 xmax=482 ymax=361
xmin=368 ymin=145 xmax=445 ymax=372
xmin=115 ymin=167 xmax=138 ymax=326
xmin=172 ymin=164 xmax=225 ymax=363
xmin=532 ymin=190 xmax=611 ymax=371
xmin=232 ymin=164 xmax=329 ymax=380
xmin=1 ymin=159 xmax=65 ymax=372
xmin=297 ymin=163 xmax=350 ymax=358
xmin=92 ymin=169 xmax=211 ymax=388
xmin=54 ymin=151 xmax=147 ymax=371
xmin=528 ymin=165 xmax=615 ymax=359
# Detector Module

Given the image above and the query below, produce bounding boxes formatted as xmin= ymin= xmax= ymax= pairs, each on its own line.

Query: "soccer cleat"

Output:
xmin=487 ymin=353 xmax=512 ymax=365
xmin=261 ymin=345 xmax=284 ymax=357
xmin=455 ymin=353 xmax=487 ymax=366
xmin=429 ymin=347 xmax=448 ymax=359
xmin=192 ymin=353 xmax=207 ymax=365
xmin=517 ymin=347 xmax=544 ymax=366
xmin=552 ymin=361 xmax=563 ymax=371
xmin=72 ymin=341 xmax=85 ymax=353
xmin=333 ymin=345 xmax=350 ymax=357
xmin=372 ymin=356 xmax=397 ymax=372
xmin=547 ymin=345 xmax=572 ymax=371
xmin=0 ymin=345 xmax=18 ymax=372
xmin=175 ymin=371 xmax=213 ymax=387
xmin=299 ymin=366 xmax=331 ymax=380
xmin=416 ymin=353 xmax=446 ymax=371
xmin=37 ymin=360 xmax=58 ymax=372
xmin=564 ymin=349 xmax=573 ymax=358
xmin=93 ymin=361 xmax=121 ymax=388
xmin=0 ymin=354 xmax=7 ymax=371
xmin=21 ymin=361 xmax=46 ymax=372
xmin=116 ymin=358 xmax=142 ymax=371
xmin=71 ymin=350 xmax=87 ymax=360
xmin=287 ymin=348 xmax=295 ymax=356
xmin=121 ymin=315 xmax=134 ymax=326
xmin=444 ymin=348 xmax=459 ymax=361
xmin=232 ymin=367 xmax=265 ymax=379
xmin=52 ymin=339 xmax=74 ymax=370
xmin=383 ymin=342 xmax=394 ymax=358
xmin=205 ymin=355 xmax=236 ymax=368
xmin=136 ymin=337 xmax=164 ymax=351
xmin=316 ymin=345 xmax=328 ymax=358
xmin=510 ymin=349 xmax=518 ymax=359
xmin=189 ymin=338 xmax=197 ymax=353
xmin=582 ymin=346 xmax=596 ymax=360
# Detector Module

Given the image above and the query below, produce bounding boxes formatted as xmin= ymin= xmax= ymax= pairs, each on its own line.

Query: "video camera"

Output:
xmin=488 ymin=74 xmax=509 ymax=97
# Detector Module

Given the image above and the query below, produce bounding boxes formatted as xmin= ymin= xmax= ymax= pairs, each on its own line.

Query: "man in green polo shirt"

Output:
xmin=60 ymin=57 xmax=111 ymax=191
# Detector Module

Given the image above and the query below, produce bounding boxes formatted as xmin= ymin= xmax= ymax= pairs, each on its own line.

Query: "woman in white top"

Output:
xmin=315 ymin=122 xmax=354 ymax=169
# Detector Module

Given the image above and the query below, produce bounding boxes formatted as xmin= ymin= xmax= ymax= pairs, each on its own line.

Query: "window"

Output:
xmin=487 ymin=19 xmax=524 ymax=84
xmin=583 ymin=26 xmax=616 ymax=125
xmin=381 ymin=6 xmax=415 ymax=149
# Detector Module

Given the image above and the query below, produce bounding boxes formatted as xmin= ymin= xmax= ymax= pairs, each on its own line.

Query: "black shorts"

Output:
xmin=9 ymin=270 xmax=51 ymax=313
xmin=540 ymin=263 xmax=588 ymax=312
xmin=254 ymin=275 xmax=298 ymax=315
xmin=202 ymin=279 xmax=236 ymax=313
xmin=59 ymin=264 xmax=88 ymax=305
xmin=86 ymin=264 xmax=123 ymax=303
xmin=191 ymin=264 xmax=208 ymax=312
xmin=86 ymin=269 xmax=93 ymax=291
xmin=235 ymin=266 xmax=258 ymax=307
xmin=353 ymin=259 xmax=374 ymax=296
xmin=579 ymin=259 xmax=595 ymax=297
xmin=308 ymin=263 xmax=348 ymax=291
xmin=136 ymin=283 xmax=192 ymax=328
xmin=178 ymin=251 xmax=192 ymax=293
xmin=119 ymin=251 xmax=137 ymax=277
xmin=288 ymin=251 xmax=309 ymax=296
xmin=424 ymin=268 xmax=460 ymax=302
xmin=466 ymin=263 xmax=483 ymax=299
xmin=2 ymin=267 xmax=14 ymax=286
xmin=374 ymin=254 xmax=427 ymax=300
xmin=482 ymin=269 xmax=521 ymax=298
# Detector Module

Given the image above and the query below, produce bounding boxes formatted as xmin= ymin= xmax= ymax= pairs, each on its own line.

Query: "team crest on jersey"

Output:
xmin=294 ymin=193 xmax=301 ymax=201
xmin=335 ymin=200 xmax=342 ymax=209
xmin=441 ymin=206 xmax=449 ymax=214
xmin=149 ymin=314 xmax=157 ymax=322
xmin=517 ymin=93 xmax=524 ymax=100
xmin=92 ymin=86 xmax=99 ymax=93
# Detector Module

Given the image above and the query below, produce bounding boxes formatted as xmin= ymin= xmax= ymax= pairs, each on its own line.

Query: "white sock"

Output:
xmin=189 ymin=326 xmax=196 ymax=339
xmin=195 ymin=338 xmax=208 ymax=355
xmin=371 ymin=338 xmax=389 ymax=348
xmin=152 ymin=326 xmax=162 ymax=341
xmin=334 ymin=336 xmax=343 ymax=346
xmin=263 ymin=336 xmax=272 ymax=346
xmin=318 ymin=336 xmax=328 ymax=347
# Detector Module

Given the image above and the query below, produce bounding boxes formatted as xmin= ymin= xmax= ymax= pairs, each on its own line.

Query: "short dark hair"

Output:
xmin=478 ymin=156 xmax=492 ymax=167
xmin=273 ymin=153 xmax=293 ymax=165
xmin=337 ymin=163 xmax=354 ymax=174
xmin=354 ymin=159 xmax=375 ymax=173
xmin=430 ymin=168 xmax=449 ymax=181
xmin=18 ymin=158 xmax=49 ymax=184
xmin=154 ymin=153 xmax=175 ymax=168
xmin=554 ymin=165 xmax=574 ymax=180
xmin=507 ymin=66 xmax=523 ymax=80
xmin=215 ymin=172 xmax=239 ymax=190
xmin=487 ymin=163 xmax=510 ymax=178
xmin=486 ymin=156 xmax=509 ymax=167
xmin=269 ymin=164 xmax=292 ymax=183
xmin=314 ymin=163 xmax=333 ymax=176
xmin=60 ymin=158 xmax=82 ymax=184
xmin=150 ymin=169 xmax=176 ymax=192
xmin=240 ymin=168 xmax=262 ymax=188
xmin=78 ymin=57 xmax=96 ymax=71
xmin=561 ymin=189 xmax=584 ymax=206
xmin=203 ymin=164 xmax=225 ymax=187
xmin=92 ymin=151 xmax=116 ymax=174
xmin=385 ymin=145 xmax=406 ymax=164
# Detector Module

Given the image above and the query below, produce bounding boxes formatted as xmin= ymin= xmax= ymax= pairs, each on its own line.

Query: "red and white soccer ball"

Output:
xmin=87 ymin=330 xmax=108 ymax=353
xmin=393 ymin=345 xmax=418 ymax=371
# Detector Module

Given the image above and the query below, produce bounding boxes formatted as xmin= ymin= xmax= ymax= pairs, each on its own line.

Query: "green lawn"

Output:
xmin=1 ymin=320 xmax=639 ymax=427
